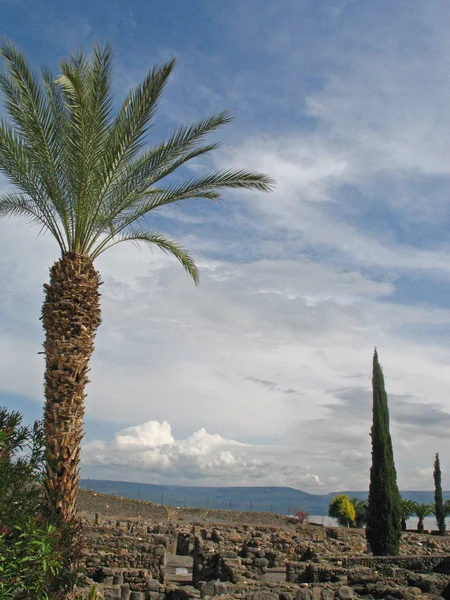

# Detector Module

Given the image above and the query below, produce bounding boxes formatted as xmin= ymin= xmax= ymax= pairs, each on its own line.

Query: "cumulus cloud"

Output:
xmin=116 ymin=421 xmax=175 ymax=448
xmin=82 ymin=420 xmax=323 ymax=488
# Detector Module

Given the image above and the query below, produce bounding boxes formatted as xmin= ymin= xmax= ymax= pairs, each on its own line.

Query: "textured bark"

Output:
xmin=42 ymin=253 xmax=101 ymax=521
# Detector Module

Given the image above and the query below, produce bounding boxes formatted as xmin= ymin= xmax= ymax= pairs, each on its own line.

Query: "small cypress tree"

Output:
xmin=434 ymin=453 xmax=446 ymax=536
xmin=366 ymin=349 xmax=402 ymax=555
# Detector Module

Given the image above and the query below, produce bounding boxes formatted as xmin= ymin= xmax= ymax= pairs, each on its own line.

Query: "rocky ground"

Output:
xmin=75 ymin=491 xmax=450 ymax=600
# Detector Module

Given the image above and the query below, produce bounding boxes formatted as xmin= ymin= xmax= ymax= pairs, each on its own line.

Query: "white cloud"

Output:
xmin=82 ymin=419 xmax=323 ymax=489
xmin=116 ymin=421 xmax=175 ymax=448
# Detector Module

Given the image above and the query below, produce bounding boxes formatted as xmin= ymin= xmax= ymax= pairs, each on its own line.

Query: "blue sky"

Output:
xmin=1 ymin=0 xmax=450 ymax=492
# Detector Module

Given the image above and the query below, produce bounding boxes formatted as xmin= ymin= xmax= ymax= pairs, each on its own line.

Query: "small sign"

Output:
xmin=175 ymin=567 xmax=189 ymax=575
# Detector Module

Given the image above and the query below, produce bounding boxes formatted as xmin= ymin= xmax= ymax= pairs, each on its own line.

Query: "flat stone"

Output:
xmin=214 ymin=582 xmax=235 ymax=596
xmin=146 ymin=579 xmax=161 ymax=592
xmin=335 ymin=587 xmax=354 ymax=600
xmin=104 ymin=588 xmax=122 ymax=600
xmin=247 ymin=592 xmax=280 ymax=600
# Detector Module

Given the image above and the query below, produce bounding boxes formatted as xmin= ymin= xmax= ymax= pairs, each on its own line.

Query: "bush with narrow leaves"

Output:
xmin=0 ymin=407 xmax=81 ymax=598
xmin=0 ymin=517 xmax=64 ymax=599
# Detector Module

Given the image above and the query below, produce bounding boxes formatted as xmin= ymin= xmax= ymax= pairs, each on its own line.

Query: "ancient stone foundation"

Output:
xmin=76 ymin=492 xmax=450 ymax=600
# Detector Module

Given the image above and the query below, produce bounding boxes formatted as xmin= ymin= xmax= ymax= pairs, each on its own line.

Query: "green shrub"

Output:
xmin=0 ymin=517 xmax=64 ymax=599
xmin=0 ymin=407 xmax=80 ymax=598
xmin=0 ymin=408 xmax=46 ymax=526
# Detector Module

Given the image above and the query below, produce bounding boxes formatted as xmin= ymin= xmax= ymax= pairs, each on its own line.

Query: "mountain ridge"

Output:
xmin=80 ymin=479 xmax=448 ymax=515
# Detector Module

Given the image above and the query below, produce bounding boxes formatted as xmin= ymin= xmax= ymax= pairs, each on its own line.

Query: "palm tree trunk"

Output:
xmin=42 ymin=253 xmax=101 ymax=521
xmin=417 ymin=517 xmax=424 ymax=533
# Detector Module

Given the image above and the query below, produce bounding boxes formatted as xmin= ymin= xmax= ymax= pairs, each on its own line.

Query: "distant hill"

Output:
xmin=80 ymin=479 xmax=449 ymax=515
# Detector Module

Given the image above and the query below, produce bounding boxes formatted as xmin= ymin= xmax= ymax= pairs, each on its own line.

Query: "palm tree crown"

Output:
xmin=0 ymin=40 xmax=272 ymax=280
xmin=413 ymin=502 xmax=433 ymax=533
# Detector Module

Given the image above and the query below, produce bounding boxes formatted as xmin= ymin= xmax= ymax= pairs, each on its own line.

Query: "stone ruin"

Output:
xmin=77 ymin=506 xmax=450 ymax=600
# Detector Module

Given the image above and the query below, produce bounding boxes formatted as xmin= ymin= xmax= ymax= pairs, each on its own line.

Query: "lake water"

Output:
xmin=309 ymin=515 xmax=450 ymax=531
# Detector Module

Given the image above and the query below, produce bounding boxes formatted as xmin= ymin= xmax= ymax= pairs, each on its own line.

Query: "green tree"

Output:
xmin=444 ymin=499 xmax=450 ymax=516
xmin=0 ymin=41 xmax=272 ymax=523
xmin=399 ymin=498 xmax=415 ymax=532
xmin=351 ymin=498 xmax=368 ymax=528
xmin=366 ymin=349 xmax=402 ymax=555
xmin=434 ymin=453 xmax=446 ymax=536
xmin=413 ymin=502 xmax=432 ymax=533
xmin=328 ymin=494 xmax=356 ymax=527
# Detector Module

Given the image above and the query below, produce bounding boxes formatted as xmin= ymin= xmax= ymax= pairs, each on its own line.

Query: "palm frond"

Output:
xmin=0 ymin=193 xmax=66 ymax=247
xmin=95 ymin=59 xmax=176 ymax=201
xmin=0 ymin=40 xmax=273 ymax=271
xmin=0 ymin=121 xmax=67 ymax=250
xmin=91 ymin=229 xmax=199 ymax=284
xmin=108 ymin=169 xmax=274 ymax=234
xmin=83 ymin=111 xmax=231 ymax=249
xmin=107 ymin=110 xmax=234 ymax=200
xmin=0 ymin=39 xmax=70 ymax=238
xmin=55 ymin=43 xmax=117 ymax=250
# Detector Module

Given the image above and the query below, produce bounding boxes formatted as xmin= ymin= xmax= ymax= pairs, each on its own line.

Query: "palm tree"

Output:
xmin=399 ymin=498 xmax=415 ymax=531
xmin=413 ymin=502 xmax=432 ymax=533
xmin=0 ymin=41 xmax=272 ymax=522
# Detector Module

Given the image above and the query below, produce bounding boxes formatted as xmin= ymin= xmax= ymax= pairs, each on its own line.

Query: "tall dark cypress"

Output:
xmin=366 ymin=349 xmax=402 ymax=555
xmin=434 ymin=453 xmax=446 ymax=536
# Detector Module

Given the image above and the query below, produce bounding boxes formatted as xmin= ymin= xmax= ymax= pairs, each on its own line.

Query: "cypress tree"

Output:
xmin=434 ymin=453 xmax=446 ymax=536
xmin=366 ymin=349 xmax=402 ymax=555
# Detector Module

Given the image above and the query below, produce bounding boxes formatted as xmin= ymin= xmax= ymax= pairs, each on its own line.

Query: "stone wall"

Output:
xmin=78 ymin=490 xmax=169 ymax=522
xmin=286 ymin=554 xmax=450 ymax=583
xmin=82 ymin=523 xmax=170 ymax=582
xmin=168 ymin=506 xmax=289 ymax=526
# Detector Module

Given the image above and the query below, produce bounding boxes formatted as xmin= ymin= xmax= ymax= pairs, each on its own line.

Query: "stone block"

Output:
xmin=121 ymin=584 xmax=131 ymax=600
xmin=104 ymin=568 xmax=117 ymax=576
xmin=295 ymin=590 xmax=312 ymax=600
xmin=146 ymin=579 xmax=161 ymax=592
xmin=335 ymin=587 xmax=354 ymax=600
xmin=214 ymin=582 xmax=234 ymax=596
xmin=247 ymin=592 xmax=279 ymax=600
xmin=104 ymin=587 xmax=122 ymax=600
xmin=253 ymin=558 xmax=269 ymax=568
